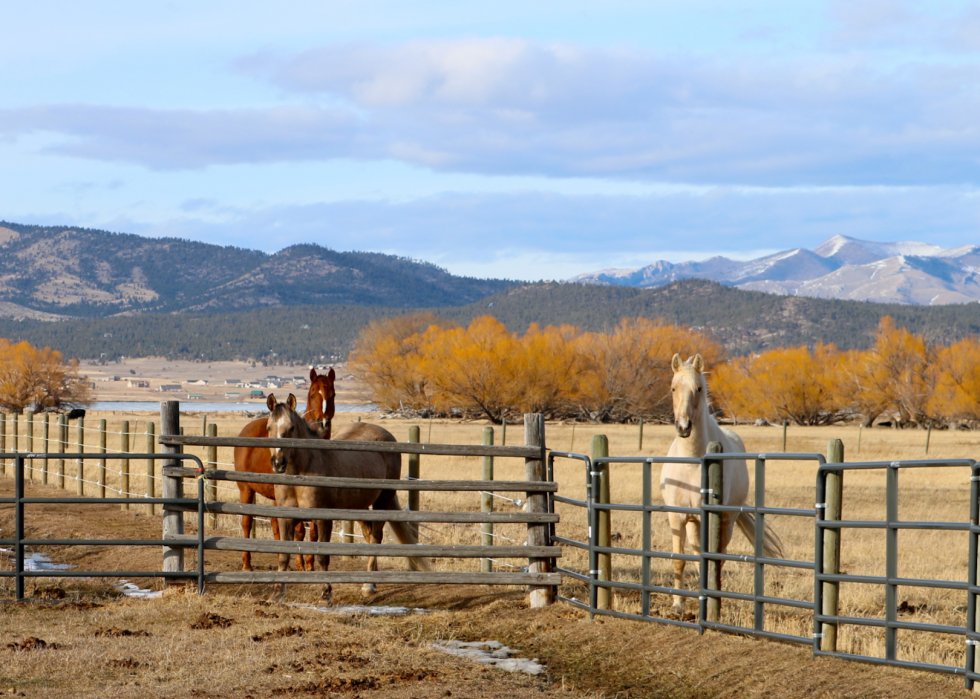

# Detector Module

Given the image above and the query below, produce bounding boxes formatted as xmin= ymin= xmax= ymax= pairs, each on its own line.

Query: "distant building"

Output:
xmin=187 ymin=393 xmax=204 ymax=400
xmin=225 ymin=392 xmax=241 ymax=398
xmin=160 ymin=384 xmax=182 ymax=392
xmin=188 ymin=379 xmax=209 ymax=386
xmin=224 ymin=379 xmax=241 ymax=385
xmin=249 ymin=390 xmax=265 ymax=398
xmin=127 ymin=380 xmax=149 ymax=388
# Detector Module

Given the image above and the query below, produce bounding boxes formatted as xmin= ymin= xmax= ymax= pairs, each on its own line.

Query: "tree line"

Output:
xmin=351 ymin=314 xmax=980 ymax=427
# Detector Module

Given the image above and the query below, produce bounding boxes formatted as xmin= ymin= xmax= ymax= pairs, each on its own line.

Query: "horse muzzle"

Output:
xmin=675 ymin=422 xmax=692 ymax=439
xmin=270 ymin=453 xmax=287 ymax=474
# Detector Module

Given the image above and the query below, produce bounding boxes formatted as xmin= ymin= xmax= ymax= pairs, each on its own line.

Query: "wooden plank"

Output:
xmin=205 ymin=570 xmax=563 ymax=586
xmin=167 ymin=535 xmax=561 ymax=558
xmin=525 ymin=413 xmax=555 ymax=607
xmin=164 ymin=468 xmax=555 ymax=493
xmin=160 ymin=434 xmax=542 ymax=459
xmin=170 ymin=501 xmax=559 ymax=524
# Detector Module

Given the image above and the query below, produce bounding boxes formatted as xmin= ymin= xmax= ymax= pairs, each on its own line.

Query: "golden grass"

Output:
xmin=3 ymin=413 xmax=980 ymax=682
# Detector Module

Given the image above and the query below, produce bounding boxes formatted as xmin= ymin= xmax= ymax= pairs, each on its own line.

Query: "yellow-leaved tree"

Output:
xmin=0 ymin=339 xmax=92 ymax=413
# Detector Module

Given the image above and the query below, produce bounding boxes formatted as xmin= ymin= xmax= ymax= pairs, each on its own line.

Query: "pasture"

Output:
xmin=1 ymin=410 xmax=978 ymax=697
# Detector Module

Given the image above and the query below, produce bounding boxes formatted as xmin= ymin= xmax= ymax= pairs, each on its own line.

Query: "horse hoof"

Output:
xmin=320 ymin=585 xmax=333 ymax=605
xmin=360 ymin=583 xmax=375 ymax=597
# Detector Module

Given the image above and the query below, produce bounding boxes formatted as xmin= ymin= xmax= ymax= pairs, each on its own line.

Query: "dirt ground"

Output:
xmin=0 ymin=475 xmax=971 ymax=699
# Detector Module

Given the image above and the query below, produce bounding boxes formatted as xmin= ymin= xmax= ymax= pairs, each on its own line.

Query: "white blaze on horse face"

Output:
xmin=268 ymin=412 xmax=291 ymax=473
xmin=671 ymin=366 xmax=701 ymax=439
xmin=322 ymin=395 xmax=328 ymax=417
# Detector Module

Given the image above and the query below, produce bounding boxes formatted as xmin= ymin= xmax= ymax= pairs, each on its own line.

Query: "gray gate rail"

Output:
xmin=0 ymin=452 xmax=205 ymax=600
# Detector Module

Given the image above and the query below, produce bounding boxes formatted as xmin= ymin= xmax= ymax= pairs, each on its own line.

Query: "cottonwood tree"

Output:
xmin=0 ymin=339 xmax=92 ymax=413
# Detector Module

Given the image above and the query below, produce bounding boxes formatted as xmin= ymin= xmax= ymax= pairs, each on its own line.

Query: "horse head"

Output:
xmin=266 ymin=393 xmax=301 ymax=474
xmin=306 ymin=368 xmax=336 ymax=438
xmin=671 ymin=353 xmax=705 ymax=439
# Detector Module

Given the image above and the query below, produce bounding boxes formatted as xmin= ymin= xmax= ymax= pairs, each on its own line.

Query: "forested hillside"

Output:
xmin=2 ymin=279 xmax=980 ymax=363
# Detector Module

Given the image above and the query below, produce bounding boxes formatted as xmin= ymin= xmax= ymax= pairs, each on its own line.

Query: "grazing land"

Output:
xmin=1 ymin=415 xmax=978 ymax=697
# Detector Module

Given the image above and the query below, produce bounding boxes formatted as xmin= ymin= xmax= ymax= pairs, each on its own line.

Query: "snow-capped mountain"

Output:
xmin=569 ymin=235 xmax=980 ymax=305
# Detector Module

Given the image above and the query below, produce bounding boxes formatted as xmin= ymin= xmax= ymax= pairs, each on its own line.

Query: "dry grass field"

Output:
xmin=2 ymin=411 xmax=979 ymax=697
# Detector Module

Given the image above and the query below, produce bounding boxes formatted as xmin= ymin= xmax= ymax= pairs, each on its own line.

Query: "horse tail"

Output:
xmin=735 ymin=511 xmax=785 ymax=560
xmin=382 ymin=493 xmax=431 ymax=572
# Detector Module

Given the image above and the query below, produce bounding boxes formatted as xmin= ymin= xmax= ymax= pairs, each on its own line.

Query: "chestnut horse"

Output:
xmin=234 ymin=367 xmax=336 ymax=571
xmin=265 ymin=393 xmax=428 ymax=601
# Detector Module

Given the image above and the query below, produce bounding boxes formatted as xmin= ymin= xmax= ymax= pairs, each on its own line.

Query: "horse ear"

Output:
xmin=693 ymin=354 xmax=705 ymax=373
xmin=328 ymin=367 xmax=336 ymax=380
xmin=310 ymin=368 xmax=317 ymax=381
xmin=286 ymin=393 xmax=297 ymax=410
xmin=671 ymin=353 xmax=683 ymax=373
xmin=266 ymin=394 xmax=277 ymax=412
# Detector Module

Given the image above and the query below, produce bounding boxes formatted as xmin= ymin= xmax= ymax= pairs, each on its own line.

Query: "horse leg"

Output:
xmin=294 ymin=521 xmax=308 ymax=571
xmin=273 ymin=517 xmax=295 ymax=601
xmin=358 ymin=520 xmax=383 ymax=597
xmin=304 ymin=522 xmax=318 ymax=572
xmin=316 ymin=520 xmax=334 ymax=603
xmin=240 ymin=485 xmax=255 ymax=572
xmin=668 ymin=511 xmax=687 ymax=616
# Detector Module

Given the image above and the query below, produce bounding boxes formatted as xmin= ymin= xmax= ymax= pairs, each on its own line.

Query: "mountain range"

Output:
xmin=0 ymin=221 xmax=513 ymax=319
xmin=569 ymin=235 xmax=980 ymax=305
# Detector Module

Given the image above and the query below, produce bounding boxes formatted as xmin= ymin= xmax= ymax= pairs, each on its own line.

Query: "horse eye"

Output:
xmin=697 ymin=387 xmax=702 ymax=393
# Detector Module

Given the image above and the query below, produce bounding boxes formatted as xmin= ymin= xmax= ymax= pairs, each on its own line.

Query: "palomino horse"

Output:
xmin=265 ymin=393 xmax=428 ymax=601
xmin=661 ymin=353 xmax=783 ymax=616
xmin=233 ymin=368 xmax=336 ymax=571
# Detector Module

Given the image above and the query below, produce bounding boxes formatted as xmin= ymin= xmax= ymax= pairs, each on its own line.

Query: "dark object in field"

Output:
xmin=190 ymin=612 xmax=235 ymax=629
xmin=251 ymin=625 xmax=305 ymax=642
xmin=6 ymin=637 xmax=61 ymax=651
xmin=93 ymin=627 xmax=151 ymax=638
xmin=67 ymin=408 xmax=86 ymax=420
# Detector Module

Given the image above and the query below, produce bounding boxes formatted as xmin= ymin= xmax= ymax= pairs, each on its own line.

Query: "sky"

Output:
xmin=2 ymin=1 xmax=979 ymax=280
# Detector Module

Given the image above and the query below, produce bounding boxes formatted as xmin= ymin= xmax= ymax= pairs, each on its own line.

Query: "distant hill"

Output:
xmin=0 ymin=221 xmax=514 ymax=317
xmin=3 ymin=279 xmax=980 ymax=363
xmin=571 ymin=234 xmax=980 ymax=305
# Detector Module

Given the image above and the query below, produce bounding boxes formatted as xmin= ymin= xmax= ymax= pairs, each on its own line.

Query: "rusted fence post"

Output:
xmin=120 ymin=420 xmax=130 ymax=510
xmin=525 ymin=413 xmax=553 ymax=607
xmin=706 ymin=441 xmax=724 ymax=623
xmin=206 ymin=423 xmax=217 ymax=527
xmin=57 ymin=414 xmax=66 ymax=489
xmin=821 ymin=438 xmax=845 ymax=653
xmin=146 ymin=422 xmax=156 ymax=515
xmin=481 ymin=425 xmax=494 ymax=573
xmin=593 ymin=434 xmax=612 ymax=610
xmin=76 ymin=416 xmax=85 ymax=496
xmin=98 ymin=419 xmax=107 ymax=497
xmin=161 ymin=401 xmax=184 ymax=578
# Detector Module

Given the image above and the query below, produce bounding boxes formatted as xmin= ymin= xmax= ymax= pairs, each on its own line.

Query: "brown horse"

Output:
xmin=266 ymin=393 xmax=428 ymax=601
xmin=234 ymin=368 xmax=336 ymax=571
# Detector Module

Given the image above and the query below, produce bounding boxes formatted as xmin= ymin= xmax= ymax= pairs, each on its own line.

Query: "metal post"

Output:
xmin=970 ymin=464 xmax=980 ymax=691
xmin=706 ymin=441 xmax=724 ymax=623
xmin=524 ymin=413 xmax=553 ymax=607
xmin=821 ymin=439 xmax=844 ymax=652
xmin=642 ymin=458 xmax=652 ymax=617
xmin=161 ymin=401 xmax=184 ymax=576
xmin=593 ymin=434 xmax=611 ymax=610
xmin=569 ymin=423 xmax=575 ymax=453
xmin=98 ymin=419 xmax=107 ymax=498
xmin=76 ymin=416 xmax=84 ymax=496
xmin=408 ymin=426 xmax=420 ymax=511
xmin=41 ymin=414 xmax=49 ymax=485
xmin=120 ymin=420 xmax=130 ymax=510
xmin=206 ymin=423 xmax=217 ymax=526
xmin=885 ymin=462 xmax=899 ymax=661
xmin=925 ymin=425 xmax=932 ymax=455
xmin=0 ymin=412 xmax=6 ymax=476
xmin=481 ymin=425 xmax=494 ymax=573
xmin=146 ymin=422 xmax=156 ymax=515
xmin=754 ymin=456 xmax=766 ymax=633
xmin=14 ymin=455 xmax=24 ymax=600
xmin=57 ymin=414 xmax=66 ymax=488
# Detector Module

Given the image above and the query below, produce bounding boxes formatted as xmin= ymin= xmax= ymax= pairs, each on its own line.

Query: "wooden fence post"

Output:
xmin=207 ymin=423 xmax=217 ymax=527
xmin=161 ymin=401 xmax=184 ymax=578
xmin=706 ymin=441 xmax=724 ymax=623
xmin=501 ymin=419 xmax=506 ymax=447
xmin=146 ymin=422 xmax=156 ymax=515
xmin=12 ymin=413 xmax=18 ymax=459
xmin=76 ymin=417 xmax=85 ymax=496
xmin=24 ymin=411 xmax=33 ymax=480
xmin=593 ymin=434 xmax=612 ymax=610
xmin=821 ymin=438 xmax=845 ymax=653
xmin=782 ymin=422 xmax=788 ymax=452
xmin=925 ymin=425 xmax=932 ymax=455
xmin=42 ymin=414 xmax=49 ymax=485
xmin=120 ymin=420 xmax=130 ymax=510
xmin=525 ymin=413 xmax=553 ymax=607
xmin=0 ymin=413 xmax=6 ymax=477
xmin=481 ymin=426 xmax=494 ymax=573
xmin=407 ymin=426 xmax=420 ymax=511
xmin=57 ymin=414 xmax=66 ymax=489
xmin=98 ymin=419 xmax=107 ymax=498
xmin=638 ymin=418 xmax=644 ymax=451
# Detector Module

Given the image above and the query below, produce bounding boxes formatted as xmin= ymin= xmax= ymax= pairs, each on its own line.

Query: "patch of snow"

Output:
xmin=431 ymin=640 xmax=546 ymax=675
xmin=299 ymin=603 xmax=439 ymax=616
xmin=115 ymin=580 xmax=163 ymax=598
xmin=23 ymin=552 xmax=75 ymax=572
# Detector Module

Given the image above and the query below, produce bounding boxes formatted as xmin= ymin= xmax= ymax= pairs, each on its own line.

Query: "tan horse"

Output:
xmin=265 ymin=393 xmax=428 ymax=601
xmin=661 ymin=353 xmax=783 ymax=616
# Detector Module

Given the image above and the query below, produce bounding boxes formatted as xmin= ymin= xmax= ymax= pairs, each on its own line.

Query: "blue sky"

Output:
xmin=2 ymin=1 xmax=979 ymax=280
